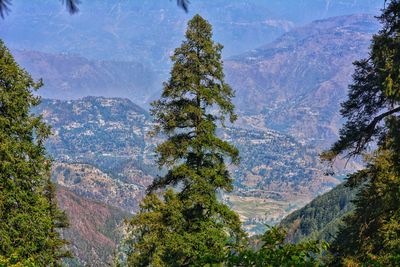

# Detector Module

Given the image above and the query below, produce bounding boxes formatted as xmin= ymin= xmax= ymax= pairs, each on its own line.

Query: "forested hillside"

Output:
xmin=280 ymin=183 xmax=358 ymax=243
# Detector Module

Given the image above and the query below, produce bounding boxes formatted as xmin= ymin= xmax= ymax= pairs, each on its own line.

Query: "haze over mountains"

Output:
xmin=13 ymin=13 xmax=380 ymax=146
xmin=0 ymin=0 xmax=383 ymax=64
xmin=0 ymin=1 xmax=385 ymax=265
xmin=13 ymin=51 xmax=158 ymax=105
xmin=227 ymin=14 xmax=379 ymax=145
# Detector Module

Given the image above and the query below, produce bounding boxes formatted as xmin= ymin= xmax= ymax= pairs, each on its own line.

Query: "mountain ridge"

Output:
xmin=226 ymin=14 xmax=379 ymax=145
xmin=13 ymin=50 xmax=159 ymax=106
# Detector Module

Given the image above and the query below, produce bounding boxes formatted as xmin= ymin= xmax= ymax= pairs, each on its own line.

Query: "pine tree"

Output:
xmin=322 ymin=0 xmax=400 ymax=161
xmin=322 ymin=1 xmax=400 ymax=265
xmin=227 ymin=226 xmax=327 ymax=266
xmin=0 ymin=40 xmax=70 ymax=265
xmin=126 ymin=14 xmax=245 ymax=266
xmin=331 ymin=133 xmax=400 ymax=265
xmin=44 ymin=179 xmax=72 ymax=266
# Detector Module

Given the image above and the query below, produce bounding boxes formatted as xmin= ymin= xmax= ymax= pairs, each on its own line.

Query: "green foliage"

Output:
xmin=280 ymin=182 xmax=358 ymax=243
xmin=0 ymin=254 xmax=37 ymax=267
xmin=322 ymin=0 xmax=400 ymax=160
xmin=331 ymin=126 xmax=400 ymax=266
xmin=0 ymin=40 xmax=70 ymax=265
xmin=227 ymin=226 xmax=328 ymax=266
xmin=125 ymin=15 xmax=245 ymax=266
xmin=323 ymin=1 xmax=400 ymax=265
xmin=44 ymin=180 xmax=72 ymax=264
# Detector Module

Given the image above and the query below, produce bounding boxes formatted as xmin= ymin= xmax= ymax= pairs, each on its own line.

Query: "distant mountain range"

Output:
xmin=0 ymin=0 xmax=382 ymax=65
xmin=12 ymin=14 xmax=380 ymax=148
xmin=3 ymin=6 xmax=383 ymax=265
xmin=13 ymin=51 xmax=159 ymax=106
xmin=226 ymin=14 xmax=379 ymax=145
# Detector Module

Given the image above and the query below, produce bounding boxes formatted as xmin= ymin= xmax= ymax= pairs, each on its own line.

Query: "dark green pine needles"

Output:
xmin=126 ymin=15 xmax=245 ymax=266
xmin=322 ymin=1 xmax=400 ymax=265
xmin=0 ymin=40 xmax=70 ymax=266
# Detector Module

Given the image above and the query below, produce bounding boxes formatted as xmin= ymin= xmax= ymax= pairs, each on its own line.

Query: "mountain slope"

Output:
xmin=226 ymin=14 xmax=379 ymax=145
xmin=13 ymin=50 xmax=158 ymax=105
xmin=36 ymin=96 xmax=341 ymax=235
xmin=0 ymin=0 xmax=382 ymax=66
xmin=57 ymin=186 xmax=128 ymax=267
xmin=279 ymin=182 xmax=357 ymax=243
xmin=36 ymin=97 xmax=155 ymax=188
xmin=52 ymin=163 xmax=143 ymax=213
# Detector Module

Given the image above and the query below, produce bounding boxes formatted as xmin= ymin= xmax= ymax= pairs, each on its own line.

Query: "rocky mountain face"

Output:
xmin=13 ymin=51 xmax=158 ymax=106
xmin=226 ymin=14 xmax=380 ymax=145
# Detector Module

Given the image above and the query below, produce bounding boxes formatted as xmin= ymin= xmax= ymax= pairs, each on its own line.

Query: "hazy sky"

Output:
xmin=0 ymin=0 xmax=384 ymax=64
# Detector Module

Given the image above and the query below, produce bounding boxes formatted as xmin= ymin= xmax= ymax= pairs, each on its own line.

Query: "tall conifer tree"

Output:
xmin=0 ymin=40 xmax=70 ymax=265
xmin=44 ymin=179 xmax=72 ymax=266
xmin=322 ymin=1 xmax=400 ymax=265
xmin=126 ymin=14 xmax=244 ymax=266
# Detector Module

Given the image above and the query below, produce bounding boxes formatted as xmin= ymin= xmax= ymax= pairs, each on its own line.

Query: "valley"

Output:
xmin=38 ymin=96 xmax=339 ymax=241
xmin=226 ymin=14 xmax=379 ymax=145
xmin=2 ymin=3 xmax=385 ymax=265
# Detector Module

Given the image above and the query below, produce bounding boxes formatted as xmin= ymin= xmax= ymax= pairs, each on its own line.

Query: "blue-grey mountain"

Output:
xmin=226 ymin=14 xmax=379 ymax=145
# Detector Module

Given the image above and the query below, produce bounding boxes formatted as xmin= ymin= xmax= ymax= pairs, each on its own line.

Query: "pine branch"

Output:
xmin=353 ymin=106 xmax=400 ymax=155
xmin=176 ymin=0 xmax=189 ymax=12
xmin=61 ymin=0 xmax=80 ymax=14
xmin=0 ymin=0 xmax=10 ymax=18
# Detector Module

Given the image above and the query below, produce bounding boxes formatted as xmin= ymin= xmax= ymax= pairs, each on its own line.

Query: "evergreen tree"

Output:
xmin=227 ymin=226 xmax=327 ymax=267
xmin=322 ymin=0 xmax=400 ymax=161
xmin=44 ymin=179 xmax=72 ymax=266
xmin=126 ymin=14 xmax=245 ymax=266
xmin=0 ymin=40 xmax=70 ymax=265
xmin=331 ymin=130 xmax=400 ymax=265
xmin=322 ymin=1 xmax=400 ymax=265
